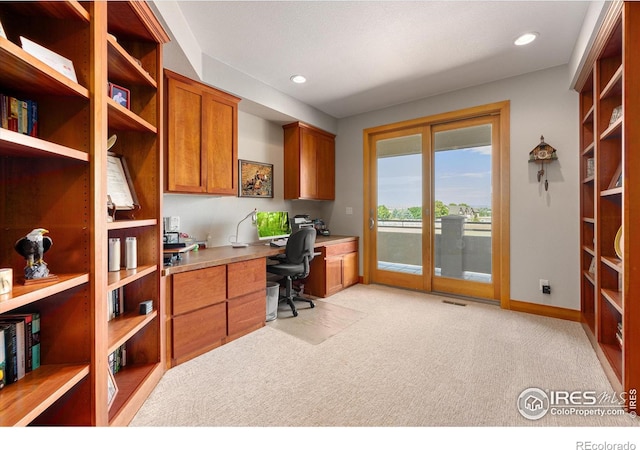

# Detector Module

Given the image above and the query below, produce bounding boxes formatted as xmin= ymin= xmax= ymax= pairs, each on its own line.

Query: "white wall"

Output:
xmin=163 ymin=111 xmax=331 ymax=247
xmin=329 ymin=64 xmax=580 ymax=310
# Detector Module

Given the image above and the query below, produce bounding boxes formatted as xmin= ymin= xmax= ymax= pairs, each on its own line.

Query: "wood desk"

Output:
xmin=163 ymin=235 xmax=358 ymax=367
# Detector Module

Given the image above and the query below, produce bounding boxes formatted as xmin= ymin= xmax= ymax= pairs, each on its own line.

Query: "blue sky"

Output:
xmin=377 ymin=146 xmax=492 ymax=209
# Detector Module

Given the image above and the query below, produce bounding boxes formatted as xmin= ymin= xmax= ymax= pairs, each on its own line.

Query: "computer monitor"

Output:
xmin=256 ymin=211 xmax=291 ymax=241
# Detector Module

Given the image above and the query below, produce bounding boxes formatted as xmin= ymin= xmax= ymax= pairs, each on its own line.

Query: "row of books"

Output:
xmin=0 ymin=93 xmax=38 ymax=136
xmin=109 ymin=287 xmax=124 ymax=321
xmin=109 ymin=344 xmax=127 ymax=375
xmin=0 ymin=312 xmax=41 ymax=389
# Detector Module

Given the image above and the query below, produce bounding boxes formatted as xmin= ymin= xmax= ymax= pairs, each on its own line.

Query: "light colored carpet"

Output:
xmin=267 ymin=298 xmax=367 ymax=345
xmin=130 ymin=284 xmax=639 ymax=427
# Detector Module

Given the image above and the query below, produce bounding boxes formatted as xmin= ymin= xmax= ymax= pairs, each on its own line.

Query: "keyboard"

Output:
xmin=269 ymin=238 xmax=288 ymax=248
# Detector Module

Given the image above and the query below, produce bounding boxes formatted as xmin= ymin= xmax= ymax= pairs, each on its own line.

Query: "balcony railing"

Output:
xmin=377 ymin=216 xmax=492 ymax=280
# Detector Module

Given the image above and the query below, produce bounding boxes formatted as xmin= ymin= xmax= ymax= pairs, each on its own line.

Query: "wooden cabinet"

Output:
xmin=164 ymin=69 xmax=240 ymax=195
xmin=305 ymin=238 xmax=359 ymax=297
xmin=575 ymin=1 xmax=640 ymax=411
xmin=0 ymin=1 xmax=168 ymax=426
xmin=283 ymin=121 xmax=335 ymax=200
xmin=167 ymin=258 xmax=266 ymax=367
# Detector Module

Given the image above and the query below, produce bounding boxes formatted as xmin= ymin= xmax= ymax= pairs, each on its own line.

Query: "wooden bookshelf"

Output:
xmin=575 ymin=0 xmax=640 ymax=411
xmin=0 ymin=1 xmax=168 ymax=426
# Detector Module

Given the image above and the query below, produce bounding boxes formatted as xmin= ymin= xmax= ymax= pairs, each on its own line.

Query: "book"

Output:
xmin=0 ymin=323 xmax=17 ymax=384
xmin=0 ymin=319 xmax=25 ymax=380
xmin=20 ymin=36 xmax=77 ymax=83
xmin=0 ymin=329 xmax=5 ymax=390
xmin=2 ymin=313 xmax=37 ymax=372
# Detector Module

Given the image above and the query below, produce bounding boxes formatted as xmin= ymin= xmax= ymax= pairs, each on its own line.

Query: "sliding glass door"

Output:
xmin=363 ymin=102 xmax=509 ymax=304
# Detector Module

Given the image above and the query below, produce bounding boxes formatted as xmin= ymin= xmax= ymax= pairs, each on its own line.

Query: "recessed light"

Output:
xmin=290 ymin=75 xmax=307 ymax=84
xmin=515 ymin=32 xmax=539 ymax=46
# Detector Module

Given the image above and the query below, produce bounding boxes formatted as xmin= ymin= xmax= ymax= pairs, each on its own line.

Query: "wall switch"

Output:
xmin=346 ymin=206 xmax=353 ymax=215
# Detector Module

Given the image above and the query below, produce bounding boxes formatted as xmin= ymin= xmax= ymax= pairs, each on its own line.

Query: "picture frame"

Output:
xmin=239 ymin=159 xmax=273 ymax=198
xmin=608 ymin=162 xmax=622 ymax=189
xmin=107 ymin=153 xmax=140 ymax=218
xmin=609 ymin=105 xmax=622 ymax=126
xmin=108 ymin=82 xmax=130 ymax=109
xmin=107 ymin=366 xmax=118 ymax=410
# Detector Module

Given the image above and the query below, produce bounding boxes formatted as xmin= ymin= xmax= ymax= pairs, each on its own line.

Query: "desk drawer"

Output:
xmin=173 ymin=265 xmax=226 ymax=316
xmin=324 ymin=240 xmax=358 ymax=257
xmin=228 ymin=290 xmax=265 ymax=337
xmin=227 ymin=258 xmax=266 ymax=298
xmin=172 ymin=302 xmax=227 ymax=361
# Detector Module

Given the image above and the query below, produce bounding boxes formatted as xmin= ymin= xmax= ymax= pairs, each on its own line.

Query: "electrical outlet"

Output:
xmin=539 ymin=279 xmax=549 ymax=291
xmin=543 ymin=285 xmax=551 ymax=294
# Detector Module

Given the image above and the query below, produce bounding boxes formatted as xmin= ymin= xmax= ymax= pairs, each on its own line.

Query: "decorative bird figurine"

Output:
xmin=14 ymin=228 xmax=53 ymax=279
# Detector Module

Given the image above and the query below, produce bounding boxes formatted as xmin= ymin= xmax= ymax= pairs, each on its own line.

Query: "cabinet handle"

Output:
xmin=369 ymin=217 xmax=375 ymax=230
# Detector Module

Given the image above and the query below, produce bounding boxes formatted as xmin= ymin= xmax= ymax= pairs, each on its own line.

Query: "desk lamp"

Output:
xmin=231 ymin=209 xmax=257 ymax=248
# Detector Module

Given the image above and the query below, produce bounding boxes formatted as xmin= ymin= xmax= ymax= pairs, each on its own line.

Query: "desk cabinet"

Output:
xmin=283 ymin=122 xmax=335 ymax=200
xmin=165 ymin=69 xmax=240 ymax=195
xmin=306 ymin=238 xmax=359 ymax=297
xmin=167 ymin=258 xmax=266 ymax=366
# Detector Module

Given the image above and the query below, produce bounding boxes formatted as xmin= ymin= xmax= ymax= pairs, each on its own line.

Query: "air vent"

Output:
xmin=442 ymin=300 xmax=467 ymax=307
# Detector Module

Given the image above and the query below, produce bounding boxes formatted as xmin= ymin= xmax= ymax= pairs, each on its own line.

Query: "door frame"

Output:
xmin=362 ymin=101 xmax=511 ymax=308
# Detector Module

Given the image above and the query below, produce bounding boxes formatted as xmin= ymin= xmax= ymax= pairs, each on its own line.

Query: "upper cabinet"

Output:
xmin=283 ymin=121 xmax=335 ymax=200
xmin=164 ymin=69 xmax=240 ymax=195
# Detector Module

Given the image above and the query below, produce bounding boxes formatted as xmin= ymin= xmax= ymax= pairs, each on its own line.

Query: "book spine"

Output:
xmin=20 ymin=100 xmax=27 ymax=134
xmin=30 ymin=100 xmax=38 ymax=137
xmin=0 ymin=324 xmax=17 ymax=384
xmin=31 ymin=313 xmax=40 ymax=370
xmin=0 ymin=330 xmax=5 ymax=389
xmin=9 ymin=96 xmax=18 ymax=132
xmin=1 ymin=314 xmax=34 ymax=372
xmin=0 ymin=93 xmax=6 ymax=129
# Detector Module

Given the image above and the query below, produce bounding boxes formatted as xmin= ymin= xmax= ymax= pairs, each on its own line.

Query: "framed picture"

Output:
xmin=108 ymin=82 xmax=130 ymax=109
xmin=107 ymin=153 xmax=139 ymax=216
xmin=609 ymin=105 xmax=622 ymax=126
xmin=239 ymin=159 xmax=273 ymax=198
xmin=608 ymin=162 xmax=622 ymax=189
xmin=107 ymin=366 xmax=118 ymax=410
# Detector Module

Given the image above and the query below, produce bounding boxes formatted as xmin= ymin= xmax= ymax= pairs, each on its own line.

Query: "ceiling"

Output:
xmin=175 ymin=1 xmax=591 ymax=119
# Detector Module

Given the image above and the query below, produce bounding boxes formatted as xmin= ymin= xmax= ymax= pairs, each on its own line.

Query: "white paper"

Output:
xmin=107 ymin=155 xmax=135 ymax=209
xmin=0 ymin=20 xmax=6 ymax=39
xmin=20 ymin=36 xmax=77 ymax=83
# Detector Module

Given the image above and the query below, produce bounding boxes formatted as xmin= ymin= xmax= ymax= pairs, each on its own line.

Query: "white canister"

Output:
xmin=125 ymin=237 xmax=137 ymax=270
xmin=108 ymin=238 xmax=121 ymax=272
xmin=0 ymin=268 xmax=12 ymax=295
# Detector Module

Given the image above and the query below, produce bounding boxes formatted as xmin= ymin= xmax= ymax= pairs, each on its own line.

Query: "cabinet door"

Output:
xmin=204 ymin=92 xmax=237 ymax=195
xmin=299 ymin=128 xmax=319 ymax=199
xmin=166 ymin=77 xmax=207 ymax=193
xmin=342 ymin=251 xmax=359 ymax=288
xmin=325 ymin=256 xmax=344 ymax=296
xmin=316 ymin=133 xmax=335 ymax=200
xmin=172 ymin=266 xmax=226 ymax=316
xmin=227 ymin=290 xmax=266 ymax=339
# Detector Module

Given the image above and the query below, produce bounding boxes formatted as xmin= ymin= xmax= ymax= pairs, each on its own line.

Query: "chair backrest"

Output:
xmin=285 ymin=228 xmax=316 ymax=266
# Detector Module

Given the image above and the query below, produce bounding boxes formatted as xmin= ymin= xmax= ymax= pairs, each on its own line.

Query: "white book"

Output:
xmin=20 ymin=36 xmax=77 ymax=83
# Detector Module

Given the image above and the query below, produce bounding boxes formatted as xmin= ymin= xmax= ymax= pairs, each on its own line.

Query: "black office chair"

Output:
xmin=267 ymin=227 xmax=316 ymax=317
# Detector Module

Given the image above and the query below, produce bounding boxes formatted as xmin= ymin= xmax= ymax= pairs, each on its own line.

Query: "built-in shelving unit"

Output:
xmin=0 ymin=1 xmax=168 ymax=426
xmin=576 ymin=0 xmax=640 ymax=410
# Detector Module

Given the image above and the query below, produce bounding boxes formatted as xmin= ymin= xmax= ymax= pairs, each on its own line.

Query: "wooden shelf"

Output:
xmin=583 ymin=217 xmax=595 ymax=224
xmin=602 ymin=256 xmax=622 ymax=272
xmin=583 ymin=245 xmax=595 ymax=256
xmin=107 ymin=97 xmax=157 ymax=133
xmin=0 ymin=128 xmax=89 ymax=161
xmin=584 ymin=270 xmax=595 ymax=286
xmin=107 ymin=34 xmax=157 ymax=88
xmin=602 ymin=288 xmax=623 ymax=313
xmin=107 ymin=218 xmax=157 ymax=230
xmin=600 ymin=117 xmax=623 ymax=140
xmin=0 ymin=364 xmax=90 ymax=427
xmin=582 ymin=141 xmax=595 ymax=155
xmin=583 ymin=105 xmax=594 ymax=124
xmin=3 ymin=1 xmax=90 ymax=21
xmin=601 ymin=186 xmax=622 ymax=197
xmin=0 ymin=273 xmax=89 ymax=314
xmin=0 ymin=36 xmax=89 ymax=98
xmin=107 ymin=264 xmax=157 ymax=291
xmin=108 ymin=362 xmax=162 ymax=425
xmin=600 ymin=64 xmax=623 ymax=99
xmin=583 ymin=175 xmax=595 ymax=184
xmin=108 ymin=310 xmax=157 ymax=354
